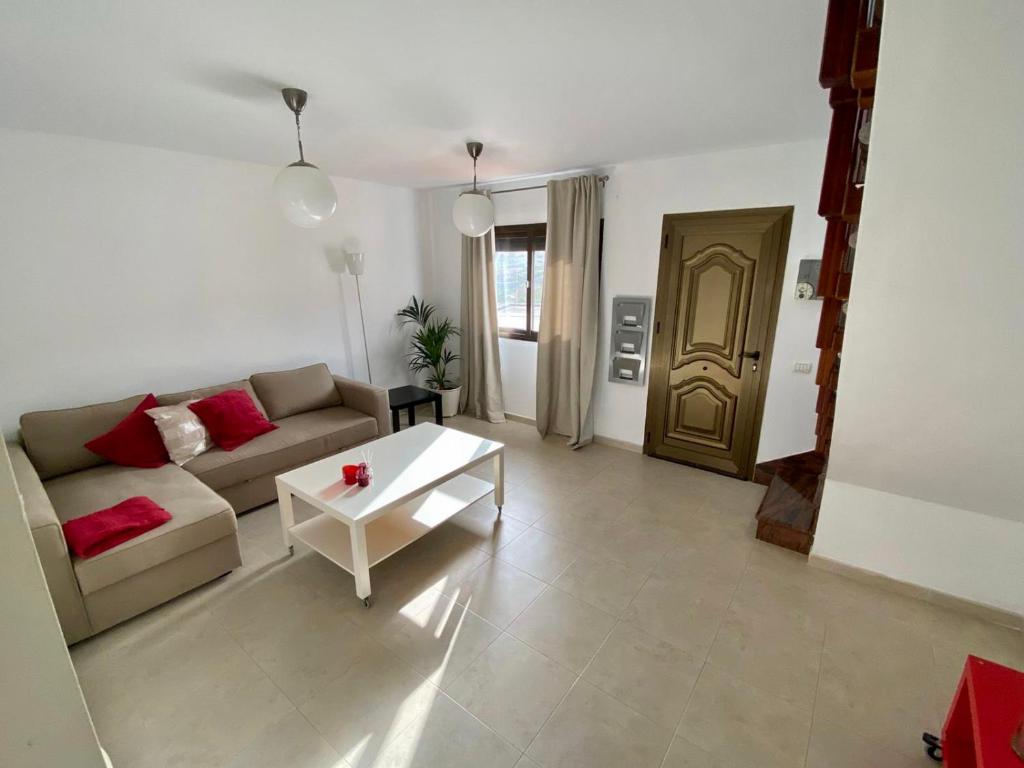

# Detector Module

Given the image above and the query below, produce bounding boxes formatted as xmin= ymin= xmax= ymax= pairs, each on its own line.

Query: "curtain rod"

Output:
xmin=488 ymin=175 xmax=609 ymax=196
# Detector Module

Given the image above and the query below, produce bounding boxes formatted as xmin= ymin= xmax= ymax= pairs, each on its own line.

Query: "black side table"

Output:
xmin=387 ymin=385 xmax=443 ymax=432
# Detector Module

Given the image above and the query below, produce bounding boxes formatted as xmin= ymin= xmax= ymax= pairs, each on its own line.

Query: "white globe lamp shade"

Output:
xmin=273 ymin=162 xmax=338 ymax=228
xmin=453 ymin=191 xmax=494 ymax=237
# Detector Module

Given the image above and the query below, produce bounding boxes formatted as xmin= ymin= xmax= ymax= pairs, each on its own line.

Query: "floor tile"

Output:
xmin=660 ymin=736 xmax=734 ymax=768
xmin=805 ymin=717 xmax=924 ymax=768
xmin=445 ymin=558 xmax=547 ymax=628
xmin=581 ymin=518 xmax=677 ymax=570
xmin=299 ymin=643 xmax=438 ymax=766
xmin=496 ymin=527 xmax=581 ymax=583
xmin=367 ymin=691 xmax=520 ymax=768
xmin=232 ymin=599 xmax=379 ymax=706
xmin=533 ymin=507 xmax=600 ymax=547
xmin=561 ymin=488 xmax=629 ymax=525
xmin=623 ymin=575 xmax=731 ymax=658
xmin=450 ymin=502 xmax=529 ymax=553
xmin=225 ymin=710 xmax=341 ymax=768
xmin=446 ymin=633 xmax=577 ymax=750
xmin=582 ymin=622 xmax=701 ymax=730
xmin=814 ymin=612 xmax=939 ymax=757
xmin=553 ymin=553 xmax=649 ymax=616
xmin=705 ymin=605 xmax=824 ymax=711
xmin=93 ymin=621 xmax=295 ymax=768
xmin=526 ymin=679 xmax=672 ymax=768
xmin=376 ymin=595 xmax=501 ymax=688
xmin=678 ymin=664 xmax=812 ymax=768
xmin=508 ymin=587 xmax=617 ymax=673
xmin=490 ymin=485 xmax=565 ymax=525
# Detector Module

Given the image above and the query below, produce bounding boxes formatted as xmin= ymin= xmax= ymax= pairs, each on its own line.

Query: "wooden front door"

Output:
xmin=644 ymin=207 xmax=792 ymax=478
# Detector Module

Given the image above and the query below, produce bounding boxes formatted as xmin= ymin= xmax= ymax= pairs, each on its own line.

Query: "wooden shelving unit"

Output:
xmin=755 ymin=0 xmax=882 ymax=554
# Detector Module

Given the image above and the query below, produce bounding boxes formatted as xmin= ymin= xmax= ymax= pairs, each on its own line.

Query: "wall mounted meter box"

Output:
xmin=608 ymin=296 xmax=652 ymax=386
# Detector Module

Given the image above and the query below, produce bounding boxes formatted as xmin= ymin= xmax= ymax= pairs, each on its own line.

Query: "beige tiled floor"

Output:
xmin=70 ymin=415 xmax=1023 ymax=768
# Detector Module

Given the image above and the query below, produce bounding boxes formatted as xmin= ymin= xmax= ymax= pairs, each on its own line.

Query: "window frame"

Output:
xmin=494 ymin=222 xmax=546 ymax=342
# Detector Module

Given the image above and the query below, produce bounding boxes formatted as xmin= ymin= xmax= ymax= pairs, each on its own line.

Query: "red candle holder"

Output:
xmin=342 ymin=464 xmax=359 ymax=485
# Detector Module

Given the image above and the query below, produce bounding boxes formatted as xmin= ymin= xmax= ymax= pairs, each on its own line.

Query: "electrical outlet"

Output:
xmin=793 ymin=362 xmax=812 ymax=374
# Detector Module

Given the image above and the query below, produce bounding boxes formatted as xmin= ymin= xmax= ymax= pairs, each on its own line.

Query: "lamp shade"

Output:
xmin=345 ymin=252 xmax=365 ymax=276
xmin=452 ymin=191 xmax=494 ymax=237
xmin=273 ymin=162 xmax=338 ymax=228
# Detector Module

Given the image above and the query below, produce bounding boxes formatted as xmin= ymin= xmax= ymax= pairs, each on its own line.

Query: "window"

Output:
xmin=494 ymin=223 xmax=545 ymax=341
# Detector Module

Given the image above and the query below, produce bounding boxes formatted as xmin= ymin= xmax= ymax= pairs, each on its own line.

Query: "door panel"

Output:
xmin=645 ymin=208 xmax=792 ymax=478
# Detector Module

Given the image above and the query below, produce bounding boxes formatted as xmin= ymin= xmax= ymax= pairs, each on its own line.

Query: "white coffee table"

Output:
xmin=275 ymin=422 xmax=504 ymax=606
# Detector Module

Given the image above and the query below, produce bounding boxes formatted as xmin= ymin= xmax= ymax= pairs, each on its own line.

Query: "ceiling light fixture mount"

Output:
xmin=273 ymin=87 xmax=337 ymax=229
xmin=452 ymin=140 xmax=494 ymax=237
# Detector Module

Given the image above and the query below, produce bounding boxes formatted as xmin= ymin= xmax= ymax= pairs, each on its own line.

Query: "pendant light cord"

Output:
xmin=294 ymin=111 xmax=305 ymax=163
xmin=472 ymin=154 xmax=477 ymax=191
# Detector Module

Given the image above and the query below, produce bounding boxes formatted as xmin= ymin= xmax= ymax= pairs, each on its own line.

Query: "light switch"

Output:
xmin=793 ymin=362 xmax=812 ymax=374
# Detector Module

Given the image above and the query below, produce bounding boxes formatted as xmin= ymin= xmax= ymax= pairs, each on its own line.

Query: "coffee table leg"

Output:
xmin=494 ymin=450 xmax=504 ymax=516
xmin=277 ymin=481 xmax=295 ymax=555
xmin=434 ymin=395 xmax=443 ymax=424
xmin=407 ymin=405 xmax=417 ymax=426
xmin=391 ymin=408 xmax=401 ymax=434
xmin=350 ymin=523 xmax=372 ymax=607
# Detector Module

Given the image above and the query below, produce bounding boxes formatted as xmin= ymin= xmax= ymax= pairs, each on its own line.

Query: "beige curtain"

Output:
xmin=459 ymin=224 xmax=506 ymax=422
xmin=536 ymin=175 xmax=601 ymax=447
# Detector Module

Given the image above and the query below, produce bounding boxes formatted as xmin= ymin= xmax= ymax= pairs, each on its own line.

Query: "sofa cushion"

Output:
xmin=44 ymin=463 xmax=236 ymax=595
xmin=189 ymin=389 xmax=277 ymax=451
xmin=84 ymin=394 xmax=170 ymax=469
xmin=21 ymin=394 xmax=148 ymax=480
xmin=250 ymin=363 xmax=342 ymax=420
xmin=156 ymin=379 xmax=269 ymax=418
xmin=183 ymin=406 xmax=378 ymax=490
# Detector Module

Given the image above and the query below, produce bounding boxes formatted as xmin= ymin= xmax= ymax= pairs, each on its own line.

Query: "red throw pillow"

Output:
xmin=188 ymin=389 xmax=277 ymax=451
xmin=84 ymin=394 xmax=169 ymax=468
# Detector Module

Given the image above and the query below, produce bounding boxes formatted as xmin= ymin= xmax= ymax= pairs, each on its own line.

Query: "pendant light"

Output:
xmin=273 ymin=88 xmax=337 ymax=229
xmin=452 ymin=141 xmax=494 ymax=237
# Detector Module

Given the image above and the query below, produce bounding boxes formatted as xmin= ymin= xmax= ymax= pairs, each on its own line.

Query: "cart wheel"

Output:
xmin=362 ymin=595 xmax=373 ymax=608
xmin=922 ymin=732 xmax=942 ymax=763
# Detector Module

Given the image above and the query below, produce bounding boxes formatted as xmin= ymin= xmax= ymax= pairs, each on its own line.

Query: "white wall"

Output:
xmin=0 ymin=130 xmax=426 ymax=434
xmin=813 ymin=0 xmax=1024 ymax=616
xmin=0 ymin=440 xmax=107 ymax=768
xmin=422 ymin=139 xmax=827 ymax=460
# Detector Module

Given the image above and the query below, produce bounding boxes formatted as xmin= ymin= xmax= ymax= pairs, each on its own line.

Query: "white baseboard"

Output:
xmin=502 ymin=413 xmax=644 ymax=454
xmin=809 ymin=552 xmax=1022 ymax=630
xmin=593 ymin=434 xmax=643 ymax=453
xmin=503 ymin=412 xmax=535 ymax=426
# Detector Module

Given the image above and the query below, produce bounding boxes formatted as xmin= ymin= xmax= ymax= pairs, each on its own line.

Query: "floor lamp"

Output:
xmin=345 ymin=252 xmax=373 ymax=384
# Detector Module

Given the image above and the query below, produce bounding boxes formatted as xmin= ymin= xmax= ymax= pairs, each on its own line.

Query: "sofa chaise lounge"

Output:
xmin=8 ymin=362 xmax=389 ymax=644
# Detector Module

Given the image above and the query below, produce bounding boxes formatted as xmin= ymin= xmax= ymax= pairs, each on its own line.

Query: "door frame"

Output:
xmin=643 ymin=206 xmax=793 ymax=480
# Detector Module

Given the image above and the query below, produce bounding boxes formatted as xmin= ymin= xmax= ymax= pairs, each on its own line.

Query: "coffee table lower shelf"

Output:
xmin=286 ymin=473 xmax=495 ymax=584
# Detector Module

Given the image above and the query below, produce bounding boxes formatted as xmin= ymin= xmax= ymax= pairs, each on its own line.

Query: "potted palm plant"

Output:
xmin=396 ymin=297 xmax=462 ymax=418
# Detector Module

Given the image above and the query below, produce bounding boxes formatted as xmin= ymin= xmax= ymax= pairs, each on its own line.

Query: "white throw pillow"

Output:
xmin=145 ymin=400 xmax=211 ymax=466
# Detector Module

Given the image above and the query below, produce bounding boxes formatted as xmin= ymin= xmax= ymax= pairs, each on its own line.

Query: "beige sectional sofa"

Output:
xmin=8 ymin=363 xmax=389 ymax=644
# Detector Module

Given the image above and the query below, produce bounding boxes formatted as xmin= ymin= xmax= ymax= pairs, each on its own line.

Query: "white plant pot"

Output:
xmin=433 ymin=386 xmax=461 ymax=418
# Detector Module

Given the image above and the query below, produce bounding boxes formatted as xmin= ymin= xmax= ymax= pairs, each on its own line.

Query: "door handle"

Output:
xmin=742 ymin=351 xmax=761 ymax=360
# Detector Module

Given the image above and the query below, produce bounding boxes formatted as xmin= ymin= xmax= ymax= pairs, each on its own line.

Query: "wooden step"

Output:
xmin=753 ymin=452 xmax=826 ymax=555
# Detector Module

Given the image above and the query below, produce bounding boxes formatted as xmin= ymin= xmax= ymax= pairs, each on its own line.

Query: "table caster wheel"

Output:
xmin=287 ymin=545 xmax=294 ymax=556
xmin=362 ymin=596 xmax=373 ymax=608
xmin=497 ymin=505 xmax=503 ymax=517
xmin=922 ymin=732 xmax=942 ymax=763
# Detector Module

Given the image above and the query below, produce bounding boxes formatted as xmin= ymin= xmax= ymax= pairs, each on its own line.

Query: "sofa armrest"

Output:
xmin=333 ymin=376 xmax=391 ymax=437
xmin=7 ymin=442 xmax=60 ymax=530
xmin=5 ymin=442 xmax=92 ymax=643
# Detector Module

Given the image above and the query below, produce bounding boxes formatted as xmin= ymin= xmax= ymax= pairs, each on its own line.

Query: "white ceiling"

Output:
xmin=0 ymin=1 xmax=830 ymax=188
